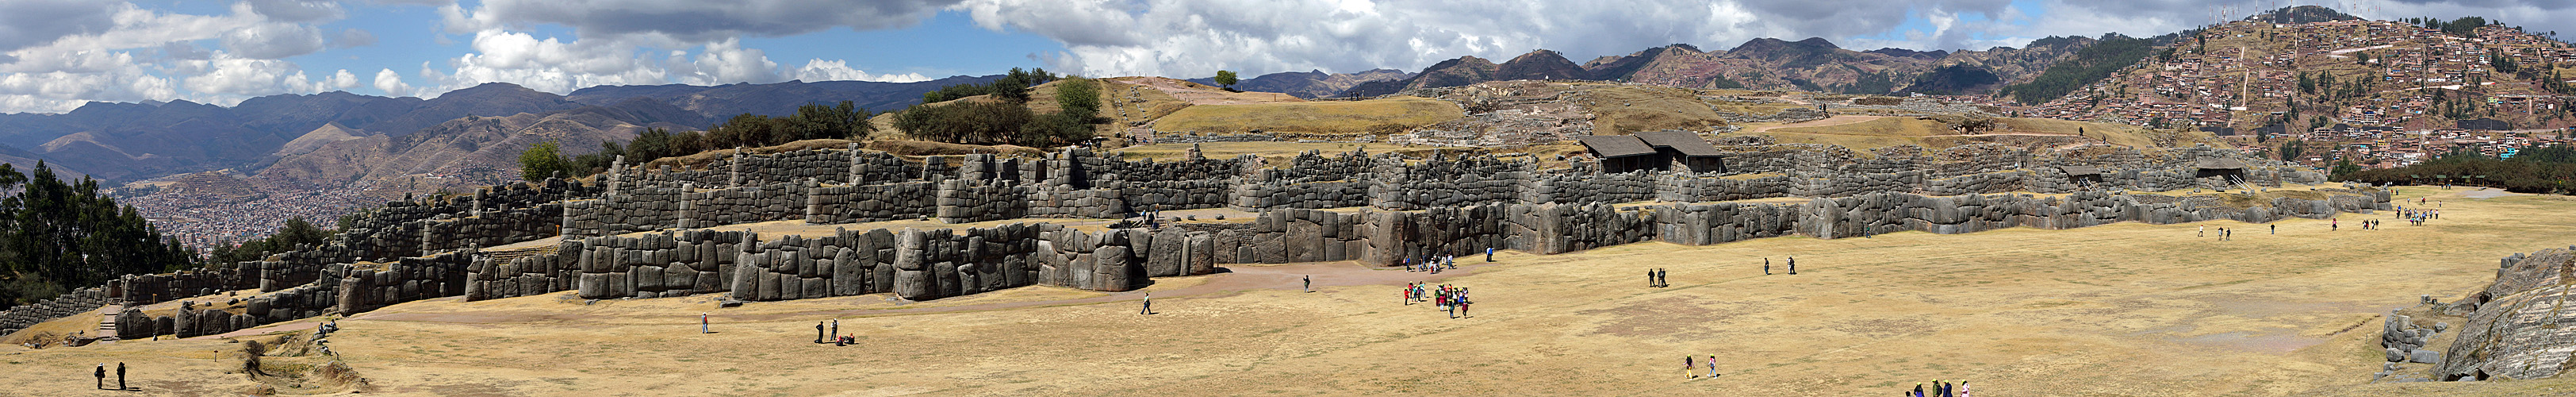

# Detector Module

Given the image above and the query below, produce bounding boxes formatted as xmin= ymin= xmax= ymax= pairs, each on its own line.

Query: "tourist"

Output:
xmin=1647 ymin=268 xmax=1657 ymax=287
xmin=2270 ymin=224 xmax=2275 ymax=234
xmin=1685 ymin=356 xmax=1696 ymax=380
xmin=1914 ymin=383 xmax=1925 ymax=397
xmin=1303 ymin=275 xmax=1312 ymax=292
xmin=1958 ymin=380 xmax=1969 ymax=397
xmin=1706 ymin=354 xmax=1718 ymax=378
xmin=1401 ymin=283 xmax=1412 ymax=305
xmin=1788 ymin=256 xmax=1796 ymax=275
xmin=1140 ymin=292 xmax=1152 ymax=314
xmin=1485 ymin=247 xmax=1494 ymax=262
xmin=116 ymin=362 xmax=125 ymax=391
xmin=94 ymin=363 xmax=105 ymax=390
xmin=2198 ymin=225 xmax=2205 ymax=237
xmin=815 ymin=321 xmax=826 ymax=343
xmin=700 ymin=313 xmax=709 ymax=333
xmin=1765 ymin=257 xmax=1772 ymax=275
xmin=830 ymin=318 xmax=838 ymax=341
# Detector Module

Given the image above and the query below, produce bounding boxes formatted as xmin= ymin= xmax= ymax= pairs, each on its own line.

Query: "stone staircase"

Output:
xmin=95 ymin=303 xmax=118 ymax=338
xmin=1128 ymin=121 xmax=1158 ymax=145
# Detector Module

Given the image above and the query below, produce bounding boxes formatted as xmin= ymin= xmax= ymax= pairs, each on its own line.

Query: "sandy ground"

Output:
xmin=8 ymin=187 xmax=2576 ymax=396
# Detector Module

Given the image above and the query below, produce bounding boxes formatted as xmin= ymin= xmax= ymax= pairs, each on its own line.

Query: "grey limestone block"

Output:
xmin=635 ymin=265 xmax=665 ymax=292
xmin=2408 ymin=350 xmax=2442 ymax=364
xmin=1186 ymin=233 xmax=1216 ymax=276
xmin=757 ymin=272 xmax=782 ymax=301
xmin=1145 ymin=229 xmax=1185 ymax=277
xmin=933 ymin=262 xmax=963 ymax=297
xmin=894 ymin=269 xmax=936 ymax=300
xmin=831 ymin=248 xmax=863 ymax=296
xmin=1094 ymin=245 xmax=1133 ymax=291
xmin=665 ymin=264 xmax=697 ymax=290
xmin=800 ymin=277 xmax=828 ymax=299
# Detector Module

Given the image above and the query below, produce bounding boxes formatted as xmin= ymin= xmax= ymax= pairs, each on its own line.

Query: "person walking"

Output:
xmin=1685 ymin=356 xmax=1696 ymax=380
xmin=1957 ymin=380 xmax=1969 ymax=397
xmin=1485 ymin=247 xmax=1494 ymax=262
xmin=1140 ymin=292 xmax=1153 ymax=315
xmin=2270 ymin=224 xmax=2275 ymax=234
xmin=700 ymin=313 xmax=709 ymax=333
xmin=1788 ymin=256 xmax=1796 ymax=275
xmin=815 ymin=321 xmax=826 ymax=344
xmin=116 ymin=362 xmax=125 ymax=391
xmin=829 ymin=318 xmax=839 ymax=341
xmin=2198 ymin=225 xmax=2205 ymax=237
xmin=1705 ymin=355 xmax=1718 ymax=378
xmin=94 ymin=363 xmax=105 ymax=390
xmin=1914 ymin=383 xmax=1925 ymax=397
xmin=1303 ymin=276 xmax=1312 ymax=292
xmin=1646 ymin=268 xmax=1657 ymax=287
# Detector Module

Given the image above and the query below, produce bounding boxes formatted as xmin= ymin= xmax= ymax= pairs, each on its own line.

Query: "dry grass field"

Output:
xmin=1150 ymin=97 xmax=1465 ymax=136
xmin=9 ymin=187 xmax=2576 ymax=396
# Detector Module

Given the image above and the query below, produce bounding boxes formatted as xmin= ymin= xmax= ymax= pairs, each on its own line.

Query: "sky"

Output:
xmin=0 ymin=0 xmax=2570 ymax=114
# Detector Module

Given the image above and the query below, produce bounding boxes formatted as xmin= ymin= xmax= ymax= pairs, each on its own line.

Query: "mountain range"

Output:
xmin=0 ymin=75 xmax=1001 ymax=183
xmin=1338 ymin=36 xmax=2099 ymax=98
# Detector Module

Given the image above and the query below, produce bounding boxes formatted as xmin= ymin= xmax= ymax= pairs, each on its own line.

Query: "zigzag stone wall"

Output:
xmin=0 ymin=141 xmax=2362 ymax=341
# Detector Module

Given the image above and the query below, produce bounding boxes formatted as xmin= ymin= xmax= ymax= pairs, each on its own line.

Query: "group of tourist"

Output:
xmin=1647 ymin=268 xmax=1671 ymax=287
xmin=1402 ymin=282 xmax=1471 ymax=318
xmin=1761 ymin=257 xmax=1796 ymax=276
xmin=1905 ymin=380 xmax=1968 ymax=397
xmin=1406 ymin=254 xmax=1459 ymax=273
xmin=816 ymin=318 xmax=857 ymax=345
xmin=1683 ymin=355 xmax=1719 ymax=379
xmin=93 ymin=362 xmax=125 ymax=391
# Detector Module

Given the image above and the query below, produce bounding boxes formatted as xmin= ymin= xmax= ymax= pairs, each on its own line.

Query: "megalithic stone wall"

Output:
xmin=2431 ymin=247 xmax=2576 ymax=381
xmin=334 ymin=250 xmax=472 ymax=314
xmin=0 ymin=287 xmax=106 ymax=336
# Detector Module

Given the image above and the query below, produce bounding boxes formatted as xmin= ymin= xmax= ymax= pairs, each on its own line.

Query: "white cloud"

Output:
xmin=373 ymin=67 xmax=413 ymax=96
xmin=458 ymin=0 xmax=963 ymax=40
xmin=244 ymin=0 xmax=345 ymax=23
xmin=221 ymin=22 xmax=328 ymax=60
xmin=792 ymin=59 xmax=930 ymax=83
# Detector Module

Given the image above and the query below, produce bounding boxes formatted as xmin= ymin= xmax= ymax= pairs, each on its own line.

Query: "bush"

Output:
xmin=518 ymin=141 xmax=576 ymax=181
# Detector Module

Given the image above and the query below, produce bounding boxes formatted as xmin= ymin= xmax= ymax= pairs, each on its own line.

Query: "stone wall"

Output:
xmin=0 ymin=287 xmax=106 ymax=336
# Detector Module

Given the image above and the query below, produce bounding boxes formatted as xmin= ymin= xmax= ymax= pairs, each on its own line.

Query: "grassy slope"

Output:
xmin=1151 ymin=97 xmax=1464 ymax=135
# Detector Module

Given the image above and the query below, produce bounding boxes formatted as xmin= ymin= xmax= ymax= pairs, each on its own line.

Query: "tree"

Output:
xmin=518 ymin=141 xmax=576 ymax=181
xmin=2278 ymin=139 xmax=2306 ymax=161
xmin=0 ymin=161 xmax=197 ymax=306
xmin=1213 ymin=71 xmax=1240 ymax=90
xmin=1056 ymin=76 xmax=1102 ymax=122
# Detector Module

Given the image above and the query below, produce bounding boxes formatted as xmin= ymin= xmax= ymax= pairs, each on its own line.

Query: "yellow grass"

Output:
xmin=7 ymin=187 xmax=2574 ymax=395
xmin=1152 ymin=97 xmax=1464 ymax=135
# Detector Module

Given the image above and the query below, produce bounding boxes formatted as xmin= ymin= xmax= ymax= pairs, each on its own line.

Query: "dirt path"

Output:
xmin=1745 ymin=115 xmax=1883 ymax=133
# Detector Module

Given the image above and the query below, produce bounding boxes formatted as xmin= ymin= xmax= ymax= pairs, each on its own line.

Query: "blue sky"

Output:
xmin=0 ymin=0 xmax=2569 ymax=114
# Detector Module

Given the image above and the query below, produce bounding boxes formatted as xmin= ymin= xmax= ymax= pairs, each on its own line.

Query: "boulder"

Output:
xmin=2409 ymin=350 xmax=2442 ymax=364
xmin=2386 ymin=348 xmax=2406 ymax=362
xmin=1145 ymin=229 xmax=1186 ymax=277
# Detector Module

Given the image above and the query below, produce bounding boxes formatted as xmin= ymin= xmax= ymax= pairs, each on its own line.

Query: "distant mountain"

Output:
xmin=1340 ymin=56 xmax=1501 ymax=97
xmin=1495 ymin=50 xmax=1589 ymax=81
xmin=1336 ymin=37 xmax=2094 ymax=98
xmin=1185 ymin=69 xmax=1412 ymax=98
xmin=0 ymin=77 xmax=991 ymax=184
xmin=258 ymin=104 xmax=677 ymax=188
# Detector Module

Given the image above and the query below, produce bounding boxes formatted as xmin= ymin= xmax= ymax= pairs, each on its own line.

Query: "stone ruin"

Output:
xmin=1 ymin=141 xmax=2390 ymax=341
xmin=2375 ymin=247 xmax=2576 ymax=383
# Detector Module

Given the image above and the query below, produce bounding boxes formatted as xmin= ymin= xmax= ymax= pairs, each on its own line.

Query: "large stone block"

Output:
xmin=1186 ymin=233 xmax=1216 ymax=276
xmin=831 ymin=248 xmax=863 ymax=296
xmin=1094 ymin=245 xmax=1133 ymax=291
xmin=1145 ymin=229 xmax=1186 ymax=277
xmin=894 ymin=269 xmax=936 ymax=300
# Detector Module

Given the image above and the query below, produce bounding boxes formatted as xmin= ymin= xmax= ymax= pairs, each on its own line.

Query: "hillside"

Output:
xmin=1186 ymin=69 xmax=1413 ymax=98
xmin=1344 ymin=37 xmax=2095 ymax=98
xmin=2019 ymin=6 xmax=2576 ymax=135
xmin=256 ymin=106 xmax=668 ymax=190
